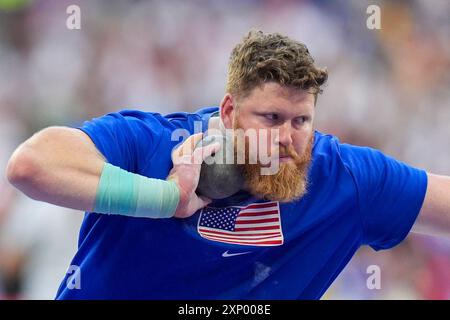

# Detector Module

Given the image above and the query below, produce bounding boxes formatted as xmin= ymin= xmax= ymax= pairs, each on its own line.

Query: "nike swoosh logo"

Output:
xmin=222 ymin=250 xmax=252 ymax=258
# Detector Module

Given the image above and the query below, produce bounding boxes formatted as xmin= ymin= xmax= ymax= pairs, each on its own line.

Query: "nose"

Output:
xmin=275 ymin=122 xmax=293 ymax=147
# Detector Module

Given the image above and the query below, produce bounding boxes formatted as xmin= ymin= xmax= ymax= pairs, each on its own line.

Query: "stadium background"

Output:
xmin=0 ymin=0 xmax=449 ymax=299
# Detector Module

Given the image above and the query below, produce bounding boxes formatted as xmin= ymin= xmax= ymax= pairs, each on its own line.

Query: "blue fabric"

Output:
xmin=56 ymin=106 xmax=427 ymax=299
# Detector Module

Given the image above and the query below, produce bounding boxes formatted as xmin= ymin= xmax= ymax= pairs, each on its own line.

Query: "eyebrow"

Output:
xmin=256 ymin=109 xmax=311 ymax=117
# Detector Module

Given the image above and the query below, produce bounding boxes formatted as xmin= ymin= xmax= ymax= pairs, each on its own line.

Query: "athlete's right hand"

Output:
xmin=167 ymin=133 xmax=220 ymax=218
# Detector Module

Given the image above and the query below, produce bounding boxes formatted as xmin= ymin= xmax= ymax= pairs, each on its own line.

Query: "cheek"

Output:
xmin=256 ymin=127 xmax=276 ymax=157
xmin=293 ymin=133 xmax=312 ymax=155
xmin=240 ymin=127 xmax=274 ymax=160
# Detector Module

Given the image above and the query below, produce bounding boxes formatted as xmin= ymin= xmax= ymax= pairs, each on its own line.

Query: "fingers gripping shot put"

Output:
xmin=168 ymin=133 xmax=222 ymax=218
xmin=6 ymin=30 xmax=450 ymax=299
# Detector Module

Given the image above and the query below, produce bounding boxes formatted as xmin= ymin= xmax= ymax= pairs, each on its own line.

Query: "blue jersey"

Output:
xmin=56 ymin=107 xmax=427 ymax=299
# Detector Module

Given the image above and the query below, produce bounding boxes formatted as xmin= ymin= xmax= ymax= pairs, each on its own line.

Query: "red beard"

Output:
xmin=233 ymin=118 xmax=313 ymax=202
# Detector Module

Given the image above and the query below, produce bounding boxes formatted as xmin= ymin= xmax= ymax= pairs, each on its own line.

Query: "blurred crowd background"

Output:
xmin=0 ymin=0 xmax=449 ymax=299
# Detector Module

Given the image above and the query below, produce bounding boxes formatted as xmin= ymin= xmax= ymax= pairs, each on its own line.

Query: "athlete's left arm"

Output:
xmin=412 ymin=173 xmax=450 ymax=237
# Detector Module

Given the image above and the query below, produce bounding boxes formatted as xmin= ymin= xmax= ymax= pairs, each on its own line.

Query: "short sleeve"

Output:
xmin=338 ymin=143 xmax=428 ymax=250
xmin=74 ymin=110 xmax=165 ymax=173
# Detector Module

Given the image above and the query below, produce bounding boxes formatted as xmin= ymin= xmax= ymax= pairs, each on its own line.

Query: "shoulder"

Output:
xmin=310 ymin=130 xmax=388 ymax=190
xmin=313 ymin=130 xmax=388 ymax=171
xmin=113 ymin=106 xmax=219 ymax=133
xmin=312 ymin=130 xmax=341 ymax=156
xmin=311 ymin=130 xmax=344 ymax=173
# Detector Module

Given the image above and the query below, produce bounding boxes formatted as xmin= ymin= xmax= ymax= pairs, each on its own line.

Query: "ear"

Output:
xmin=219 ymin=93 xmax=236 ymax=129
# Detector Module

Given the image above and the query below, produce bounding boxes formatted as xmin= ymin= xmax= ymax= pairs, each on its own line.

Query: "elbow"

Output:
xmin=6 ymin=145 xmax=41 ymax=189
xmin=6 ymin=126 xmax=62 ymax=187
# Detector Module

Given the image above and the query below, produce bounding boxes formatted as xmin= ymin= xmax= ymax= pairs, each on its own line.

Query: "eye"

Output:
xmin=294 ymin=116 xmax=309 ymax=126
xmin=264 ymin=113 xmax=279 ymax=121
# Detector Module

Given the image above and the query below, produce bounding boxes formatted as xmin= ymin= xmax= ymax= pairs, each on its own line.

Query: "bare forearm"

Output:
xmin=6 ymin=126 xmax=105 ymax=212
xmin=413 ymin=173 xmax=450 ymax=238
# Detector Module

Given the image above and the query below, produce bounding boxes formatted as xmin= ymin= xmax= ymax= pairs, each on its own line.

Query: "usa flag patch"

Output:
xmin=197 ymin=201 xmax=284 ymax=246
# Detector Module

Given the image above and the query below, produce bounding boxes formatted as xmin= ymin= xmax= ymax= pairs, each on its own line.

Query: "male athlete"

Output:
xmin=6 ymin=30 xmax=450 ymax=299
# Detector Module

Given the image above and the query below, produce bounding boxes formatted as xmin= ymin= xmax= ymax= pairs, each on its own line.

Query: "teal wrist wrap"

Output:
xmin=94 ymin=163 xmax=180 ymax=219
